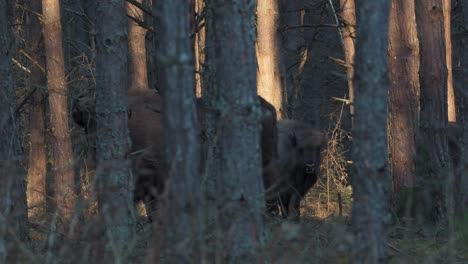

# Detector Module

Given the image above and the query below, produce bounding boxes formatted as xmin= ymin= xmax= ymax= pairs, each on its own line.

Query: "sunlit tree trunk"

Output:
xmin=153 ymin=1 xmax=202 ymax=261
xmin=279 ymin=0 xmax=306 ymax=118
xmin=195 ymin=0 xmax=205 ymax=97
xmin=0 ymin=0 xmax=30 ymax=260
xmin=26 ymin=0 xmax=47 ymax=216
xmin=415 ymin=0 xmax=451 ymax=222
xmin=203 ymin=0 xmax=266 ymax=260
xmin=95 ymin=0 xmax=135 ymax=257
xmin=444 ymin=0 xmax=455 ymax=122
xmin=256 ymin=0 xmax=285 ymax=118
xmin=387 ymin=0 xmax=420 ymax=216
xmin=42 ymin=0 xmax=75 ymax=224
xmin=351 ymin=0 xmax=390 ymax=262
xmin=339 ymin=0 xmax=356 ymax=123
xmin=127 ymin=0 xmax=148 ymax=91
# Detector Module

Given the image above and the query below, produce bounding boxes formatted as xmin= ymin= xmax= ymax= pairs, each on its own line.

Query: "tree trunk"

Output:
xmin=339 ymin=0 xmax=356 ymax=123
xmin=95 ymin=0 xmax=134 ymax=257
xmin=203 ymin=0 xmax=266 ymax=261
xmin=127 ymin=0 xmax=148 ymax=91
xmin=455 ymin=0 xmax=468 ymax=213
xmin=351 ymin=0 xmax=390 ymax=262
xmin=0 ymin=0 xmax=30 ymax=260
xmin=279 ymin=0 xmax=306 ymax=118
xmin=444 ymin=0 xmax=456 ymax=122
xmin=153 ymin=1 xmax=202 ymax=261
xmin=256 ymin=0 xmax=285 ymax=118
xmin=195 ymin=0 xmax=205 ymax=97
xmin=26 ymin=0 xmax=47 ymax=217
xmin=42 ymin=0 xmax=76 ymax=224
xmin=415 ymin=0 xmax=451 ymax=223
xmin=387 ymin=0 xmax=420 ymax=216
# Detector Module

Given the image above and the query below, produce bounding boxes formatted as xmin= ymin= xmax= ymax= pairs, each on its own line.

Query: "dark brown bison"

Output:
xmin=73 ymin=90 xmax=278 ymax=221
xmin=264 ymin=119 xmax=326 ymax=219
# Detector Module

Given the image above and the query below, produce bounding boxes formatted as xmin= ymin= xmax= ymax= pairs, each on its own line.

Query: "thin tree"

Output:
xmin=415 ymin=0 xmax=451 ymax=222
xmin=0 ymin=0 xmax=30 ymax=260
xmin=351 ymin=0 xmax=390 ymax=262
xmin=153 ymin=1 xmax=202 ymax=261
xmin=203 ymin=0 xmax=266 ymax=260
xmin=195 ymin=0 xmax=205 ymax=97
xmin=42 ymin=0 xmax=75 ymax=224
xmin=95 ymin=0 xmax=135 ymax=256
xmin=127 ymin=0 xmax=148 ymax=91
xmin=256 ymin=0 xmax=285 ymax=118
xmin=387 ymin=0 xmax=420 ymax=216
xmin=26 ymin=0 xmax=47 ymax=216
xmin=279 ymin=0 xmax=306 ymax=118
xmin=444 ymin=0 xmax=455 ymax=122
xmin=339 ymin=0 xmax=356 ymax=122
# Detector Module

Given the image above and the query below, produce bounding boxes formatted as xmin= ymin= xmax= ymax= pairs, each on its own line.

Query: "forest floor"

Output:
xmin=23 ymin=178 xmax=468 ymax=264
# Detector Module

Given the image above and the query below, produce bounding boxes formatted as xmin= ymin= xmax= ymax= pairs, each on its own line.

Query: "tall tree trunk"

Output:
xmin=455 ymin=0 xmax=468 ymax=213
xmin=0 ymin=0 xmax=30 ymax=260
xmin=26 ymin=0 xmax=47 ymax=216
xmin=195 ymin=0 xmax=205 ymax=97
xmin=444 ymin=0 xmax=456 ymax=122
xmin=127 ymin=0 xmax=148 ymax=91
xmin=351 ymin=0 xmax=390 ymax=262
xmin=339 ymin=0 xmax=356 ymax=123
xmin=42 ymin=0 xmax=75 ymax=224
xmin=415 ymin=0 xmax=451 ymax=223
xmin=387 ymin=0 xmax=420 ymax=216
xmin=279 ymin=0 xmax=306 ymax=118
xmin=153 ymin=1 xmax=202 ymax=261
xmin=256 ymin=0 xmax=285 ymax=118
xmin=95 ymin=0 xmax=134 ymax=257
xmin=203 ymin=0 xmax=266 ymax=261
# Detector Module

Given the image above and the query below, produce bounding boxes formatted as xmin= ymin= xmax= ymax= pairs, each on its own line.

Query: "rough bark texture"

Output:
xmin=454 ymin=0 xmax=468 ymax=213
xmin=387 ymin=0 xmax=420 ymax=215
xmin=339 ymin=0 xmax=356 ymax=121
xmin=445 ymin=0 xmax=456 ymax=122
xmin=256 ymin=0 xmax=285 ymax=118
xmin=127 ymin=0 xmax=148 ymax=91
xmin=203 ymin=0 xmax=266 ymax=261
xmin=0 ymin=0 xmax=30 ymax=260
xmin=351 ymin=0 xmax=390 ymax=262
xmin=95 ymin=0 xmax=134 ymax=256
xmin=42 ymin=0 xmax=76 ymax=223
xmin=153 ymin=1 xmax=202 ymax=262
xmin=278 ymin=0 xmax=306 ymax=118
xmin=26 ymin=0 xmax=47 ymax=216
xmin=415 ymin=0 xmax=451 ymax=223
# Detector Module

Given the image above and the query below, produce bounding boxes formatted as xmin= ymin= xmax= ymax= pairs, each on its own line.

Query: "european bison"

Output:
xmin=72 ymin=90 xmax=278 ymax=221
xmin=264 ymin=119 xmax=326 ymax=219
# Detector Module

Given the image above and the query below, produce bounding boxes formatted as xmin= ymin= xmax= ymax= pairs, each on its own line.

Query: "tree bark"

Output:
xmin=0 ymin=0 xmax=30 ymax=260
xmin=42 ymin=0 xmax=76 ymax=224
xmin=26 ymin=0 xmax=47 ymax=217
xmin=256 ymin=0 xmax=285 ymax=118
xmin=387 ymin=0 xmax=420 ymax=215
xmin=415 ymin=0 xmax=451 ymax=223
xmin=127 ymin=0 xmax=148 ymax=91
xmin=339 ymin=0 xmax=356 ymax=122
xmin=195 ymin=0 xmax=205 ymax=97
xmin=153 ymin=1 xmax=202 ymax=262
xmin=444 ymin=0 xmax=456 ymax=122
xmin=351 ymin=0 xmax=390 ymax=262
xmin=203 ymin=0 xmax=266 ymax=261
xmin=95 ymin=0 xmax=135 ymax=257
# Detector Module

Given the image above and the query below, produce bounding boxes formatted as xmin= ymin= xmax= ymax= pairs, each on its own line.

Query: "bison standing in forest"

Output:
xmin=264 ymin=119 xmax=326 ymax=219
xmin=72 ymin=90 xmax=278 ymax=221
